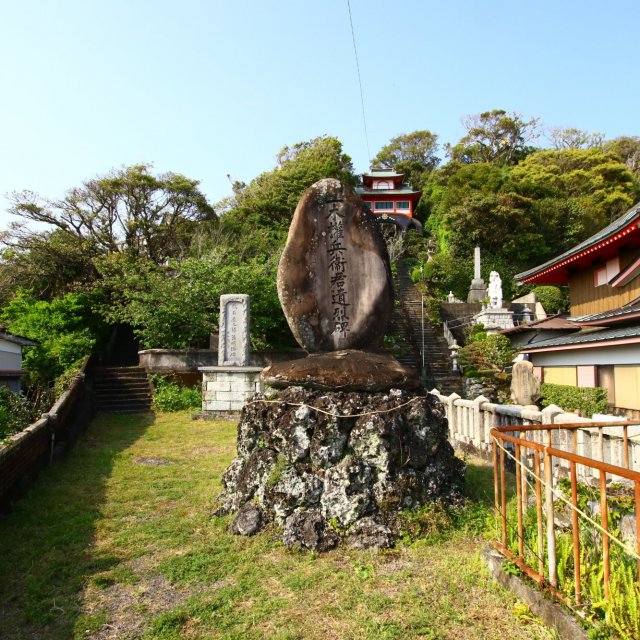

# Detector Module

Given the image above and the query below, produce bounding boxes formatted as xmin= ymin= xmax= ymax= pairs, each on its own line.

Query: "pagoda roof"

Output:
xmin=355 ymin=186 xmax=420 ymax=196
xmin=499 ymin=314 xmax=579 ymax=335
xmin=571 ymin=300 xmax=640 ymax=326
xmin=362 ymin=170 xmax=404 ymax=178
xmin=521 ymin=324 xmax=640 ymax=352
xmin=0 ymin=330 xmax=39 ymax=347
xmin=516 ymin=202 xmax=640 ymax=285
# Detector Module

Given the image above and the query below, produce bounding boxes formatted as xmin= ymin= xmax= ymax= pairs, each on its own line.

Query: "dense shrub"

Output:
xmin=540 ymin=382 xmax=608 ymax=417
xmin=0 ymin=387 xmax=41 ymax=440
xmin=531 ymin=285 xmax=567 ymax=314
xmin=459 ymin=332 xmax=514 ymax=376
xmin=151 ymin=375 xmax=201 ymax=412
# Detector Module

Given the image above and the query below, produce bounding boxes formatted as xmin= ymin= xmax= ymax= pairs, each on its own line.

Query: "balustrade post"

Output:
xmin=472 ymin=395 xmax=489 ymax=448
xmin=447 ymin=393 xmax=461 ymax=442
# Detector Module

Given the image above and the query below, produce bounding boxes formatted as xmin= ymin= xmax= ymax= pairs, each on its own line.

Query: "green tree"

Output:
xmin=447 ymin=109 xmax=540 ymax=165
xmin=0 ymin=230 xmax=99 ymax=303
xmin=227 ymin=136 xmax=355 ymax=231
xmin=1 ymin=290 xmax=107 ymax=387
xmin=97 ymin=253 xmax=289 ymax=351
xmin=8 ymin=164 xmax=215 ymax=264
xmin=531 ymin=285 xmax=567 ymax=314
xmin=443 ymin=192 xmax=544 ymax=299
xmin=509 ymin=148 xmax=638 ymax=247
xmin=371 ymin=130 xmax=440 ymax=187
xmin=548 ymin=127 xmax=604 ymax=150
xmin=604 ymin=136 xmax=640 ymax=177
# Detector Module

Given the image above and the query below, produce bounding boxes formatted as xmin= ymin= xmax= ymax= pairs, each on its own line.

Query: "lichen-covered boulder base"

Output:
xmin=215 ymin=387 xmax=465 ymax=551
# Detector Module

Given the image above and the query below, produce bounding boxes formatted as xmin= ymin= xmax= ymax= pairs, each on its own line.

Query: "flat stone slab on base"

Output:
xmin=261 ymin=350 xmax=420 ymax=392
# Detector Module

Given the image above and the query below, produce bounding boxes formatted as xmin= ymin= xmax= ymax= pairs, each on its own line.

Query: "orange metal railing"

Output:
xmin=490 ymin=422 xmax=640 ymax=609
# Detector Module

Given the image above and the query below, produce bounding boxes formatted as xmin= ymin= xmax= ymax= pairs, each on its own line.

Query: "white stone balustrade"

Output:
xmin=430 ymin=388 xmax=640 ymax=481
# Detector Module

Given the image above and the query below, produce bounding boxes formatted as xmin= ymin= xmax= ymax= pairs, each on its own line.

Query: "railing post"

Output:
xmin=471 ymin=395 xmax=489 ymax=448
xmin=541 ymin=404 xmax=564 ymax=426
xmin=544 ymin=448 xmax=557 ymax=588
xmin=446 ymin=393 xmax=461 ymax=443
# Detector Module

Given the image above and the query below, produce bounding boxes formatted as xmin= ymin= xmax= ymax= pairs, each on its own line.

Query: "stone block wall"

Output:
xmin=201 ymin=367 xmax=263 ymax=413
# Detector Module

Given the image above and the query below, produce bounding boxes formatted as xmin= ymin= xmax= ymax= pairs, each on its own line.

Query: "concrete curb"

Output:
xmin=483 ymin=548 xmax=588 ymax=640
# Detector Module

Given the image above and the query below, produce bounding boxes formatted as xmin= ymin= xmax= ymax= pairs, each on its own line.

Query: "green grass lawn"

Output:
xmin=0 ymin=411 xmax=556 ymax=640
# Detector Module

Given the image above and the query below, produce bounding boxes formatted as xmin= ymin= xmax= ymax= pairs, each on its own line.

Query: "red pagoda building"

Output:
xmin=355 ymin=169 xmax=423 ymax=233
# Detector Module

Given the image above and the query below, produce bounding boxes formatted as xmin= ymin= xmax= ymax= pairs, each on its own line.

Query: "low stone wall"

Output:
xmin=139 ymin=349 xmax=306 ymax=373
xmin=0 ymin=356 xmax=95 ymax=510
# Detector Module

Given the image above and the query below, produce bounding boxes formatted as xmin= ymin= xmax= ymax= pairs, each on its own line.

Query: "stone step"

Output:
xmin=95 ymin=382 xmax=149 ymax=390
xmin=391 ymin=260 xmax=463 ymax=395
xmin=93 ymin=366 xmax=153 ymax=414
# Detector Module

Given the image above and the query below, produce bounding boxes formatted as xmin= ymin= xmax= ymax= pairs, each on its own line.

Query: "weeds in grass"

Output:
xmin=502 ymin=477 xmax=639 ymax=640
xmin=0 ymin=413 xmax=555 ymax=640
xmin=150 ymin=375 xmax=200 ymax=412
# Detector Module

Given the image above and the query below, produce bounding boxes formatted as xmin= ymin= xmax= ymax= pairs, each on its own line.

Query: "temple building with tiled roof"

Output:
xmin=355 ymin=169 xmax=423 ymax=233
xmin=513 ymin=202 xmax=640 ymax=415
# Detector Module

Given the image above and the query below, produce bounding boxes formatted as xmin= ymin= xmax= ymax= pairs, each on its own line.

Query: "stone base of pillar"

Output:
xmin=199 ymin=366 xmax=263 ymax=414
xmin=474 ymin=308 xmax=515 ymax=332
xmin=467 ymin=278 xmax=486 ymax=303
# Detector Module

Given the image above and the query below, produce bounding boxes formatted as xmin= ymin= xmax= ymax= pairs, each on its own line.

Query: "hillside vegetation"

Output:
xmin=1 ymin=114 xmax=639 ymax=396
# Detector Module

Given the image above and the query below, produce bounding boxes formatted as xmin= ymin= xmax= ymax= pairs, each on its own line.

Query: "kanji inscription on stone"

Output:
xmin=277 ymin=178 xmax=393 ymax=352
xmin=218 ymin=294 xmax=250 ymax=366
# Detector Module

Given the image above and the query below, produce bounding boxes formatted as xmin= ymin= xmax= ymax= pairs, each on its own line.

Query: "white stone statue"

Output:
xmin=488 ymin=271 xmax=503 ymax=309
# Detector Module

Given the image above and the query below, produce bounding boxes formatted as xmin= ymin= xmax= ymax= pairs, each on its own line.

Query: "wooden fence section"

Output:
xmin=0 ymin=356 xmax=95 ymax=509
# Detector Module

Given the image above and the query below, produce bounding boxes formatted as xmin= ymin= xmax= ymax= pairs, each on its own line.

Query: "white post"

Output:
xmin=472 ymin=395 xmax=489 ymax=447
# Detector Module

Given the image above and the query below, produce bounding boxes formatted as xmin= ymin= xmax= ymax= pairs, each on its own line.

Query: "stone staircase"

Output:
xmin=393 ymin=262 xmax=463 ymax=396
xmin=93 ymin=366 xmax=153 ymax=414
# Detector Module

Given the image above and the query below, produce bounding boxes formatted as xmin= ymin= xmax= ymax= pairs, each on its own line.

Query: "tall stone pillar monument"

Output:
xmin=467 ymin=247 xmax=487 ymax=303
xmin=200 ymin=295 xmax=263 ymax=414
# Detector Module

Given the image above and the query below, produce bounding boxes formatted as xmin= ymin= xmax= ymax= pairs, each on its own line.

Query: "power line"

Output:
xmin=346 ymin=0 xmax=371 ymax=166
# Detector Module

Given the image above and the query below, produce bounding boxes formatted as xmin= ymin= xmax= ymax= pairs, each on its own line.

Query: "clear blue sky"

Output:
xmin=1 ymin=0 xmax=639 ymax=230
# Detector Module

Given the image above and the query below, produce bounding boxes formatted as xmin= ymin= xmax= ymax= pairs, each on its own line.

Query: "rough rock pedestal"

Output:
xmin=215 ymin=387 xmax=464 ymax=551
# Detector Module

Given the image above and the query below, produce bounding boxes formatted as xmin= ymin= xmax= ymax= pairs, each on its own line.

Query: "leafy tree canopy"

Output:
xmin=96 ymin=253 xmax=290 ymax=351
xmin=604 ymin=136 xmax=640 ymax=177
xmin=531 ymin=286 xmax=568 ymax=314
xmin=0 ymin=230 xmax=99 ymax=303
xmin=8 ymin=164 xmax=215 ymax=264
xmin=447 ymin=109 xmax=540 ymax=166
xmin=371 ymin=130 xmax=439 ymax=188
xmin=228 ymin=136 xmax=355 ymax=231
xmin=1 ymin=290 xmax=107 ymax=386
xmin=509 ymin=148 xmax=638 ymax=247
xmin=548 ymin=127 xmax=604 ymax=150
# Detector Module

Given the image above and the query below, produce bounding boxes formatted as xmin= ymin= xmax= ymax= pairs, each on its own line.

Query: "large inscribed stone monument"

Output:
xmin=216 ymin=178 xmax=464 ymax=552
xmin=277 ymin=178 xmax=393 ymax=352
